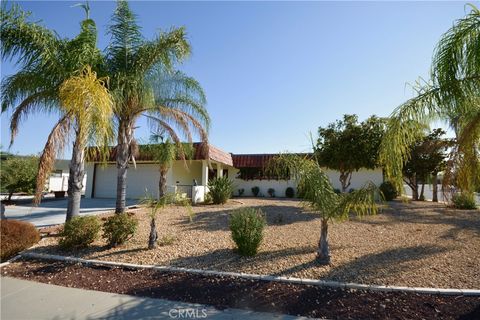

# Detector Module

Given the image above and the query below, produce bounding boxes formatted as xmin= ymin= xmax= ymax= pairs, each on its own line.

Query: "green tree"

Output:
xmin=402 ymin=129 xmax=449 ymax=201
xmin=105 ymin=0 xmax=209 ymax=214
xmin=380 ymin=5 xmax=480 ymax=200
xmin=315 ymin=114 xmax=385 ymax=192
xmin=1 ymin=4 xmax=112 ymax=220
xmin=273 ymin=154 xmax=379 ymax=264
xmin=0 ymin=156 xmax=38 ymax=201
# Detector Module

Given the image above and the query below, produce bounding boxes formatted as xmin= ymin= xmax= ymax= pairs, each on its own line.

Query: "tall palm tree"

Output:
xmin=273 ymin=154 xmax=379 ymax=264
xmin=105 ymin=0 xmax=209 ymax=213
xmin=1 ymin=4 xmax=112 ymax=220
xmin=380 ymin=5 xmax=480 ymax=197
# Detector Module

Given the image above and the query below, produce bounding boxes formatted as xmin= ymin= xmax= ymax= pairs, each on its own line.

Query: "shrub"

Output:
xmin=208 ymin=177 xmax=234 ymax=204
xmin=102 ymin=213 xmax=138 ymax=246
xmin=204 ymin=192 xmax=212 ymax=204
xmin=333 ymin=188 xmax=341 ymax=194
xmin=348 ymin=188 xmax=356 ymax=193
xmin=379 ymin=181 xmax=398 ymax=201
xmin=1 ymin=220 xmax=40 ymax=261
xmin=251 ymin=186 xmax=260 ymax=197
xmin=285 ymin=187 xmax=294 ymax=198
xmin=238 ymin=188 xmax=245 ymax=196
xmin=267 ymin=188 xmax=275 ymax=197
xmin=158 ymin=234 xmax=176 ymax=246
xmin=452 ymin=193 xmax=477 ymax=210
xmin=229 ymin=207 xmax=266 ymax=256
xmin=59 ymin=216 xmax=101 ymax=250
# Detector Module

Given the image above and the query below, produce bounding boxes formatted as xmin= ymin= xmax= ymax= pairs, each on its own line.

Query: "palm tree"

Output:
xmin=105 ymin=0 xmax=209 ymax=214
xmin=273 ymin=154 xmax=379 ymax=264
xmin=1 ymin=4 xmax=112 ymax=220
xmin=380 ymin=5 xmax=480 ymax=198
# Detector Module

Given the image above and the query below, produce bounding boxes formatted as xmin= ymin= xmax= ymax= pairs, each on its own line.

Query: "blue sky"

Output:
xmin=1 ymin=1 xmax=477 ymax=157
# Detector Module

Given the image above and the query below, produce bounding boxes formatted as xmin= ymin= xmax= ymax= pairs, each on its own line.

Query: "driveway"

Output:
xmin=4 ymin=198 xmax=138 ymax=227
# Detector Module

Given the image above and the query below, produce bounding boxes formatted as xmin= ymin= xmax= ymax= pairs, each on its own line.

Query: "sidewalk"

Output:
xmin=0 ymin=277 xmax=304 ymax=320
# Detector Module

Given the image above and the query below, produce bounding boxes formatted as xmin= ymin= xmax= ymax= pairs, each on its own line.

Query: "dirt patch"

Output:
xmin=31 ymin=198 xmax=480 ymax=289
xmin=2 ymin=258 xmax=479 ymax=320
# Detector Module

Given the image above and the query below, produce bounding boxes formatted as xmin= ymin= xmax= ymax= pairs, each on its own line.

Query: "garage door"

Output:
xmin=94 ymin=164 xmax=160 ymax=199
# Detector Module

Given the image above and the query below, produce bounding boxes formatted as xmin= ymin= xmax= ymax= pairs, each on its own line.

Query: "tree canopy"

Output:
xmin=315 ymin=114 xmax=385 ymax=192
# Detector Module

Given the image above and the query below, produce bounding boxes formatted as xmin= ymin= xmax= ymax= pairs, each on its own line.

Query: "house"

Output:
xmin=84 ymin=143 xmax=384 ymax=203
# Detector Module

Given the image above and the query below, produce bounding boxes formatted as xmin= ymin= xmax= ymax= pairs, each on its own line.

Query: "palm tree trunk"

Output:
xmin=115 ymin=122 xmax=132 ymax=214
xmin=317 ymin=218 xmax=330 ymax=265
xmin=159 ymin=167 xmax=168 ymax=198
xmin=148 ymin=217 xmax=158 ymax=249
xmin=432 ymin=173 xmax=438 ymax=202
xmin=66 ymin=136 xmax=85 ymax=221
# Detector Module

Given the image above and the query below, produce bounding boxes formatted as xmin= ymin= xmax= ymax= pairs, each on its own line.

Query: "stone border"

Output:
xmin=16 ymin=252 xmax=480 ymax=296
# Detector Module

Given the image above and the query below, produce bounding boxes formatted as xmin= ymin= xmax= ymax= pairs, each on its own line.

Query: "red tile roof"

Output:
xmin=87 ymin=143 xmax=233 ymax=167
xmin=232 ymin=154 xmax=278 ymax=168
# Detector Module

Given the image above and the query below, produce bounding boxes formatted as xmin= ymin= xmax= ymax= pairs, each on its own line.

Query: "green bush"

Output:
xmin=251 ymin=186 xmax=260 ymax=197
xmin=208 ymin=176 xmax=234 ymax=204
xmin=379 ymin=181 xmax=398 ymax=201
xmin=238 ymin=188 xmax=245 ymax=196
xmin=59 ymin=216 xmax=101 ymax=250
xmin=452 ymin=193 xmax=477 ymax=210
xmin=333 ymin=188 xmax=341 ymax=194
xmin=1 ymin=220 xmax=40 ymax=261
xmin=267 ymin=188 xmax=275 ymax=197
xmin=102 ymin=213 xmax=138 ymax=246
xmin=285 ymin=187 xmax=294 ymax=198
xmin=229 ymin=207 xmax=266 ymax=256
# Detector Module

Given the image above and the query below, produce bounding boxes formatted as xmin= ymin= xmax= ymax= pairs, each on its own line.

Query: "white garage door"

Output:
xmin=94 ymin=164 xmax=160 ymax=199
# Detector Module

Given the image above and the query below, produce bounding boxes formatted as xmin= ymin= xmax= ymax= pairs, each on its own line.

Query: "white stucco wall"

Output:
xmin=231 ymin=167 xmax=384 ymax=197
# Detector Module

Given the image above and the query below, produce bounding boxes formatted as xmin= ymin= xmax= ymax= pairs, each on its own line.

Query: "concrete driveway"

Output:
xmin=4 ymin=198 xmax=138 ymax=227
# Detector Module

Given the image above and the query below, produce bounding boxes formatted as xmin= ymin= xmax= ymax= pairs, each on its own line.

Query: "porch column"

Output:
xmin=216 ymin=163 xmax=223 ymax=178
xmin=201 ymin=160 xmax=209 ymax=186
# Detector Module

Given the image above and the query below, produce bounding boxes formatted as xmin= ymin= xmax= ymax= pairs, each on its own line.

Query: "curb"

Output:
xmin=0 ymin=255 xmax=22 ymax=268
xmin=18 ymin=252 xmax=480 ymax=296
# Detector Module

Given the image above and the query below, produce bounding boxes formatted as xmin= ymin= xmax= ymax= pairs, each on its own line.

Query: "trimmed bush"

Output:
xmin=59 ymin=216 xmax=101 ymax=250
xmin=285 ymin=187 xmax=294 ymax=198
xmin=333 ymin=188 xmax=341 ymax=194
xmin=1 ymin=220 xmax=40 ymax=261
xmin=379 ymin=181 xmax=398 ymax=201
xmin=208 ymin=176 xmax=234 ymax=204
xmin=452 ymin=193 xmax=477 ymax=210
xmin=251 ymin=186 xmax=260 ymax=197
xmin=267 ymin=188 xmax=275 ymax=197
xmin=229 ymin=207 xmax=266 ymax=256
xmin=238 ymin=188 xmax=245 ymax=196
xmin=102 ymin=213 xmax=138 ymax=246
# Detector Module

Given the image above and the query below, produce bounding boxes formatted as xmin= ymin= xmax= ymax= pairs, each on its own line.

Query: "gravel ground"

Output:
xmin=31 ymin=198 xmax=480 ymax=289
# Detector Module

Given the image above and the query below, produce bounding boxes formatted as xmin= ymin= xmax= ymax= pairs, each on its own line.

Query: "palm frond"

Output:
xmin=34 ymin=115 xmax=72 ymax=204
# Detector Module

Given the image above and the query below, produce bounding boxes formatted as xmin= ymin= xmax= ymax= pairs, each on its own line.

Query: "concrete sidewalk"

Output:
xmin=0 ymin=277 xmax=303 ymax=320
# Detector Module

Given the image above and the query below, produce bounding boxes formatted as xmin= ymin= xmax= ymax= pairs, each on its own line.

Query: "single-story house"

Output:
xmin=84 ymin=143 xmax=384 ymax=203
